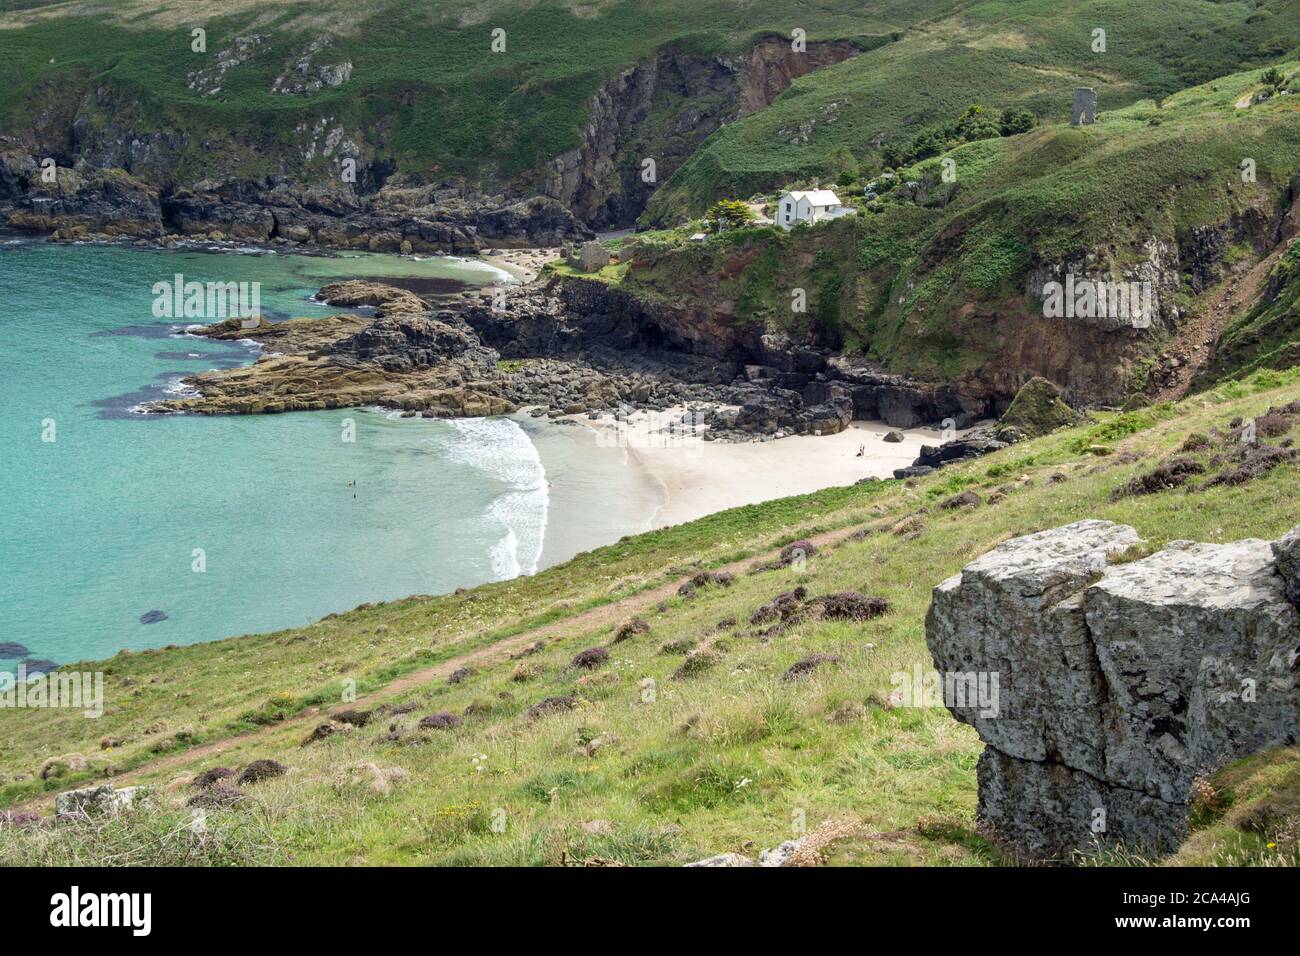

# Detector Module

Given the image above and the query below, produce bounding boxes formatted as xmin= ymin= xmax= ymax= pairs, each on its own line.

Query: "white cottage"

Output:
xmin=775 ymin=189 xmax=854 ymax=229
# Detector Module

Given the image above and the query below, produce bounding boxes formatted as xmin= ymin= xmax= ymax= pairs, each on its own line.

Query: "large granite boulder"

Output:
xmin=926 ymin=520 xmax=1300 ymax=859
xmin=997 ymin=376 xmax=1080 ymax=438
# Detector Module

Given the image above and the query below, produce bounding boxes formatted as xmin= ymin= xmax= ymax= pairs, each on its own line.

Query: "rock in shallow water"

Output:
xmin=139 ymin=609 xmax=168 ymax=625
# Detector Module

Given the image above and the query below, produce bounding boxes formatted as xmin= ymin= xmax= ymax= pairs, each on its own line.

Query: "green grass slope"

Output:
xmin=615 ymin=63 xmax=1300 ymax=401
xmin=2 ymin=0 xmax=1297 ymax=202
xmin=647 ymin=0 xmax=1300 ymax=221
xmin=0 ymin=0 xmax=947 ymax=188
xmin=3 ymin=366 xmax=1299 ymax=865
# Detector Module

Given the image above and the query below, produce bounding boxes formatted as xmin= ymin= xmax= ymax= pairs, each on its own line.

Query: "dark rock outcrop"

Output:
xmin=461 ymin=280 xmax=864 ymax=435
xmin=910 ymin=426 xmax=1009 ymax=471
xmin=827 ymin=358 xmax=993 ymax=430
xmin=157 ymin=272 xmax=987 ymax=437
xmin=0 ymin=153 xmax=591 ymax=251
xmin=0 ymin=157 xmax=163 ymax=238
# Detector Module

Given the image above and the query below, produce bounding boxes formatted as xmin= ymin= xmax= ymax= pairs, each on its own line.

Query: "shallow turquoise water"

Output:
xmin=0 ymin=240 xmax=659 ymax=668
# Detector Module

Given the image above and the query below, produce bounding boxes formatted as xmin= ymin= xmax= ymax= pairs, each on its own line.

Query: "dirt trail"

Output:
xmin=1147 ymin=245 xmax=1287 ymax=403
xmin=12 ymin=522 xmax=868 ymax=813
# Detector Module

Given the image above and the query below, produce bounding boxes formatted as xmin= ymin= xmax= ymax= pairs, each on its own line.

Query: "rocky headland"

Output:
xmin=152 ymin=274 xmax=1005 ymax=448
xmin=0 ymin=160 xmax=592 ymax=254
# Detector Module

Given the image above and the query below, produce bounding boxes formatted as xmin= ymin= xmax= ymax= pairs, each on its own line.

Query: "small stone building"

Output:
xmin=568 ymin=241 xmax=611 ymax=272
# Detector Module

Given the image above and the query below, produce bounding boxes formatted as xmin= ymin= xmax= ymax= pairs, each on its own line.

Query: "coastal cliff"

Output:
xmin=0 ymin=31 xmax=865 ymax=248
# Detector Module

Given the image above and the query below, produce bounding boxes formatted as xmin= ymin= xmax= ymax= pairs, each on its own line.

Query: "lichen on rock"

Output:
xmin=926 ymin=519 xmax=1300 ymax=859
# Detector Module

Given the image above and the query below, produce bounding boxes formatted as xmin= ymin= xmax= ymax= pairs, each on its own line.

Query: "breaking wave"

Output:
xmin=440 ymin=417 xmax=548 ymax=580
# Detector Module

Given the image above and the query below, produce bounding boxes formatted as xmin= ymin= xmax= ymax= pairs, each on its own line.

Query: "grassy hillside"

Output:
xmin=647 ymin=0 xmax=1300 ymax=220
xmin=3 ymin=366 xmax=1299 ymax=866
xmin=2 ymin=0 xmax=1298 ymax=203
xmin=0 ymin=0 xmax=944 ymax=187
xmin=611 ymin=63 xmax=1300 ymax=402
xmin=1199 ymin=241 xmax=1300 ymax=385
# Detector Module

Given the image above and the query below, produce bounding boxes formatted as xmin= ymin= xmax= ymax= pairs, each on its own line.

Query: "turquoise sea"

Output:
xmin=0 ymin=239 xmax=663 ymax=669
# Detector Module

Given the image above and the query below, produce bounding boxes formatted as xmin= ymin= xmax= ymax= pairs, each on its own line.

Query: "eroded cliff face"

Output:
xmin=0 ymin=33 xmax=862 ymax=243
xmin=612 ymin=169 xmax=1299 ymax=417
xmin=926 ymin=520 xmax=1300 ymax=860
xmin=531 ymin=36 xmax=863 ymax=229
xmin=0 ymin=144 xmax=591 ymax=252
xmin=888 ymin=194 xmax=1289 ymax=409
xmin=995 ymin=212 xmax=1278 ymax=405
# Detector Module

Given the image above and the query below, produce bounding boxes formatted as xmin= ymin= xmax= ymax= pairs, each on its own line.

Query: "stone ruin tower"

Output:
xmin=1072 ymin=87 xmax=1096 ymax=126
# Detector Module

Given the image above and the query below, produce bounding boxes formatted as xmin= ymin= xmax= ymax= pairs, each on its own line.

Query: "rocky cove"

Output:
xmin=148 ymin=272 xmax=1003 ymax=458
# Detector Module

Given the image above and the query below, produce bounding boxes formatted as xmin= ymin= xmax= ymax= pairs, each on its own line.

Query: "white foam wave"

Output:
xmin=162 ymin=376 xmax=200 ymax=397
xmin=439 ymin=417 xmax=548 ymax=580
xmin=488 ymin=525 xmax=521 ymax=580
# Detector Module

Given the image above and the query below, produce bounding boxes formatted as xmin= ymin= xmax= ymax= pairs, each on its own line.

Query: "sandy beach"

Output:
xmin=480 ymin=247 xmax=561 ymax=284
xmin=571 ymin=407 xmax=969 ymax=528
xmin=479 ymin=253 xmax=959 ymax=535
